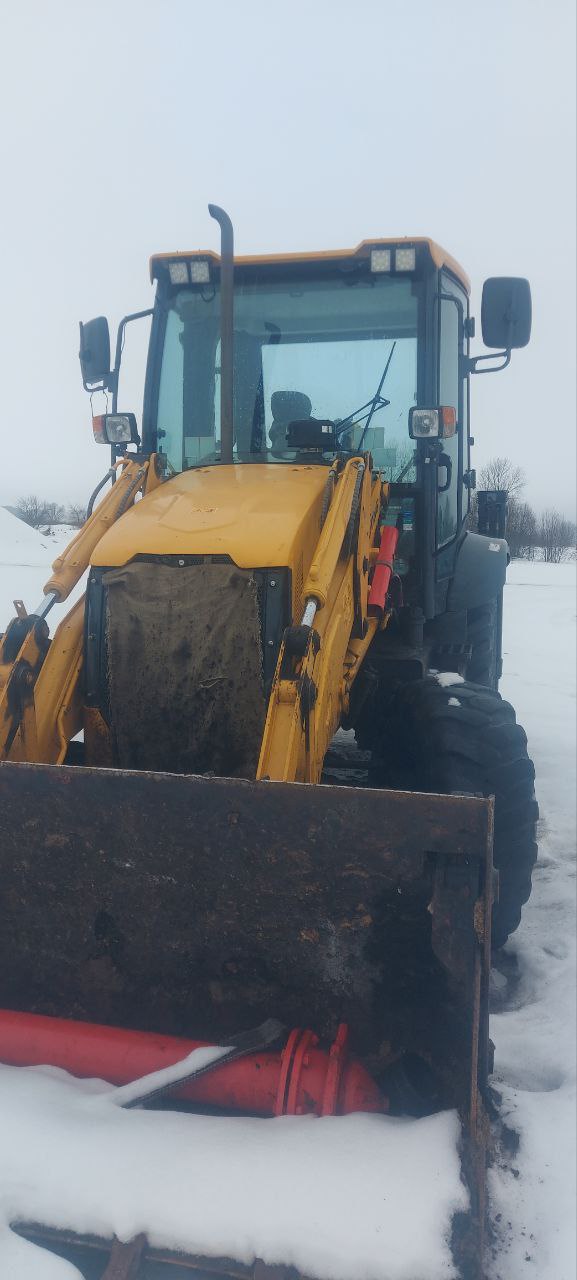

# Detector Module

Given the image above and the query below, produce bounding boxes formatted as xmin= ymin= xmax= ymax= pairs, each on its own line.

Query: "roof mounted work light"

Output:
xmin=395 ymin=247 xmax=416 ymax=272
xmin=168 ymin=261 xmax=189 ymax=285
xmin=370 ymin=248 xmax=392 ymax=273
xmin=189 ymin=259 xmax=211 ymax=284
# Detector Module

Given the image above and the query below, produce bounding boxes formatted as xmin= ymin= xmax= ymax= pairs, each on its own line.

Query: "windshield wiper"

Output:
xmin=336 ymin=342 xmax=397 ymax=451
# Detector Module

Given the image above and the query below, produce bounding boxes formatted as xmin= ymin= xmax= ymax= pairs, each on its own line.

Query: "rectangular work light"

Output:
xmin=370 ymin=248 xmax=392 ymax=273
xmin=189 ymin=259 xmax=211 ymax=284
xmin=92 ymin=413 xmax=140 ymax=445
xmin=409 ymin=407 xmax=456 ymax=439
xmin=395 ymin=247 xmax=416 ymax=272
xmin=168 ymin=261 xmax=189 ymax=285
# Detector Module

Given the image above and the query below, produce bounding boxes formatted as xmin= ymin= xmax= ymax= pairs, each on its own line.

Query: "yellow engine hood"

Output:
xmin=91 ymin=464 xmax=327 ymax=570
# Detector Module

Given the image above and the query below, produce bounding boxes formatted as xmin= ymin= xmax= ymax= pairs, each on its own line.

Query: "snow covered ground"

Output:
xmin=0 ymin=508 xmax=80 ymax=626
xmin=0 ymin=514 xmax=575 ymax=1278
xmin=489 ymin=560 xmax=576 ymax=1280
xmin=0 ymin=1074 xmax=467 ymax=1280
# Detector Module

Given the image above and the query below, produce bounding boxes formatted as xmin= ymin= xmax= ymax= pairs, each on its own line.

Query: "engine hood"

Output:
xmin=91 ymin=463 xmax=327 ymax=570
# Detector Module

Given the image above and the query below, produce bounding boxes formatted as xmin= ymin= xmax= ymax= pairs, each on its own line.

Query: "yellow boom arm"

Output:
xmin=257 ymin=457 xmax=383 ymax=784
xmin=0 ymin=456 xmax=156 ymax=762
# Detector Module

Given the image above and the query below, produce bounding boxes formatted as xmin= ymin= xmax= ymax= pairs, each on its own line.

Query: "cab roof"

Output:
xmin=149 ymin=237 xmax=470 ymax=293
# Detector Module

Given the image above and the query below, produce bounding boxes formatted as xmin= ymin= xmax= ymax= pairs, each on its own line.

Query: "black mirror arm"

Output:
xmin=466 ymin=349 xmax=511 ymax=376
xmin=110 ymin=309 xmax=154 ymax=411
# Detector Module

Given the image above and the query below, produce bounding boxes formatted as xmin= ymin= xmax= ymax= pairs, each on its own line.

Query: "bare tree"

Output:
xmin=507 ymin=500 xmax=538 ymax=560
xmin=67 ymin=503 xmax=87 ymax=527
xmin=539 ymin=510 xmax=577 ymax=564
xmin=467 ymin=457 xmax=527 ymax=536
xmin=42 ymin=502 xmax=65 ymax=526
xmin=380 ymin=442 xmax=416 ymax=483
xmin=479 ymin=457 xmax=526 ymax=503
xmin=15 ymin=495 xmax=49 ymax=529
xmin=466 ymin=491 xmax=478 ymax=532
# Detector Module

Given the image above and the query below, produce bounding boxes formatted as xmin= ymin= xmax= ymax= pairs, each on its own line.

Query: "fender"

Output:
xmin=446 ymin=531 xmax=509 ymax=612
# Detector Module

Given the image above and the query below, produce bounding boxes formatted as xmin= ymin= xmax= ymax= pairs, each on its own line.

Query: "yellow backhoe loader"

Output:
xmin=0 ymin=207 xmax=537 ymax=1278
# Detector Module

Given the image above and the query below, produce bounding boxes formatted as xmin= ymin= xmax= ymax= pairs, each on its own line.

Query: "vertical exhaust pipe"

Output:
xmin=208 ymin=204 xmax=234 ymax=465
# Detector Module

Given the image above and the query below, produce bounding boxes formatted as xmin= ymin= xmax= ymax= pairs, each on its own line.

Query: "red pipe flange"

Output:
xmin=0 ymin=1009 xmax=387 ymax=1117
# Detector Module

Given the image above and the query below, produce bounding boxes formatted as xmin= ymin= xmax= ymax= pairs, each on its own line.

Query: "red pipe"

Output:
xmin=368 ymin=524 xmax=399 ymax=614
xmin=0 ymin=1010 xmax=387 ymax=1118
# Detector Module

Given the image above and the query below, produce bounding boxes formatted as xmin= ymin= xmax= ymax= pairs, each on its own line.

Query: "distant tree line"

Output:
xmin=468 ymin=457 xmax=576 ymax=563
xmin=9 ymin=497 xmax=87 ymax=530
xmin=7 ymin=464 xmax=576 ymax=563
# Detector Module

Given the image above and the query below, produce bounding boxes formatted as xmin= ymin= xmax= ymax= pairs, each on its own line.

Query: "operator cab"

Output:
xmin=147 ymin=251 xmax=422 ymax=480
xmin=79 ymin=225 xmax=531 ymax=613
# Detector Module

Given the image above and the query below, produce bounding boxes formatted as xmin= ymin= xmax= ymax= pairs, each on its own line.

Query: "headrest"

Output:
xmin=271 ymin=391 xmax=312 ymax=423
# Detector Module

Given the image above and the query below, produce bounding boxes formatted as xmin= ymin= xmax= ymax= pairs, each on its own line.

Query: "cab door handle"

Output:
xmin=437 ymin=454 xmax=453 ymax=494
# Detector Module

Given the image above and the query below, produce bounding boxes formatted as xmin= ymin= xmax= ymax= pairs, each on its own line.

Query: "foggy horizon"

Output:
xmin=1 ymin=0 xmax=575 ymax=518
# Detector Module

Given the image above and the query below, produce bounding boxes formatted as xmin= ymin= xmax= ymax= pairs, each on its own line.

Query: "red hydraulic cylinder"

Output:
xmin=0 ymin=1009 xmax=387 ymax=1117
xmin=368 ymin=524 xmax=399 ymax=614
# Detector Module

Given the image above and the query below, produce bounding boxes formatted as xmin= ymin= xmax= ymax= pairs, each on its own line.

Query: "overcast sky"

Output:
xmin=0 ymin=0 xmax=575 ymax=516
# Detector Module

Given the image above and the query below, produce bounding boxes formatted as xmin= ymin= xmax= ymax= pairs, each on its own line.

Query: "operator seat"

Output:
xmin=269 ymin=391 xmax=312 ymax=454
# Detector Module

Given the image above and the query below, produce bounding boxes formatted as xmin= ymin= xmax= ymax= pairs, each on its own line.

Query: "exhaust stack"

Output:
xmin=208 ymin=203 xmax=234 ymax=465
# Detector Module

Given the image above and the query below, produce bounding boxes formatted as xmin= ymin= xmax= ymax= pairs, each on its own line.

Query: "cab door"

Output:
xmin=435 ymin=274 xmax=470 ymax=585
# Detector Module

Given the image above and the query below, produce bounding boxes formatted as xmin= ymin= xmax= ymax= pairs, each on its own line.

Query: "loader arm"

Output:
xmin=257 ymin=456 xmax=382 ymax=783
xmin=0 ymin=456 xmax=155 ymax=764
xmin=7 ymin=597 xmax=85 ymax=764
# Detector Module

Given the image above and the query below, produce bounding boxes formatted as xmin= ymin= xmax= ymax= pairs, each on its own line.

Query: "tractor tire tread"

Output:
xmin=358 ymin=676 xmax=538 ymax=948
xmin=466 ymin=600 xmax=499 ymax=688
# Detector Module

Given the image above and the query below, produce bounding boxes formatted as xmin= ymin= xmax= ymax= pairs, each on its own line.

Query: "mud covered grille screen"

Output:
xmin=104 ymin=561 xmax=266 ymax=778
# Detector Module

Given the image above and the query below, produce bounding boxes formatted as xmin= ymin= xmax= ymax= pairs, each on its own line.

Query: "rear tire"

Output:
xmin=466 ymin=600 xmax=498 ymax=688
xmin=359 ymin=677 xmax=538 ymax=948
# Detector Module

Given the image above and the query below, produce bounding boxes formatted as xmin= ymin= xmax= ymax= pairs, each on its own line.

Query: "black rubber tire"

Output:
xmin=360 ymin=677 xmax=538 ymax=949
xmin=466 ymin=600 xmax=498 ymax=688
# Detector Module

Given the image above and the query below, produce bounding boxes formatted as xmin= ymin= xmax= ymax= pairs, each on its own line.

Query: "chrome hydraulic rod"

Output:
xmin=301 ymin=599 xmax=318 ymax=627
xmin=31 ymin=591 xmax=59 ymax=620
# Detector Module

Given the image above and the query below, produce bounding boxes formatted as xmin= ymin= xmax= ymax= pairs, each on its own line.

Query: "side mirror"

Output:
xmin=79 ymin=317 xmax=111 ymax=388
xmin=481 ymin=278 xmax=532 ymax=350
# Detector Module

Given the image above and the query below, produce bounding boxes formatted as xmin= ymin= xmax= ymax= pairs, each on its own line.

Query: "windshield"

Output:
xmin=155 ymin=271 xmax=420 ymax=478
